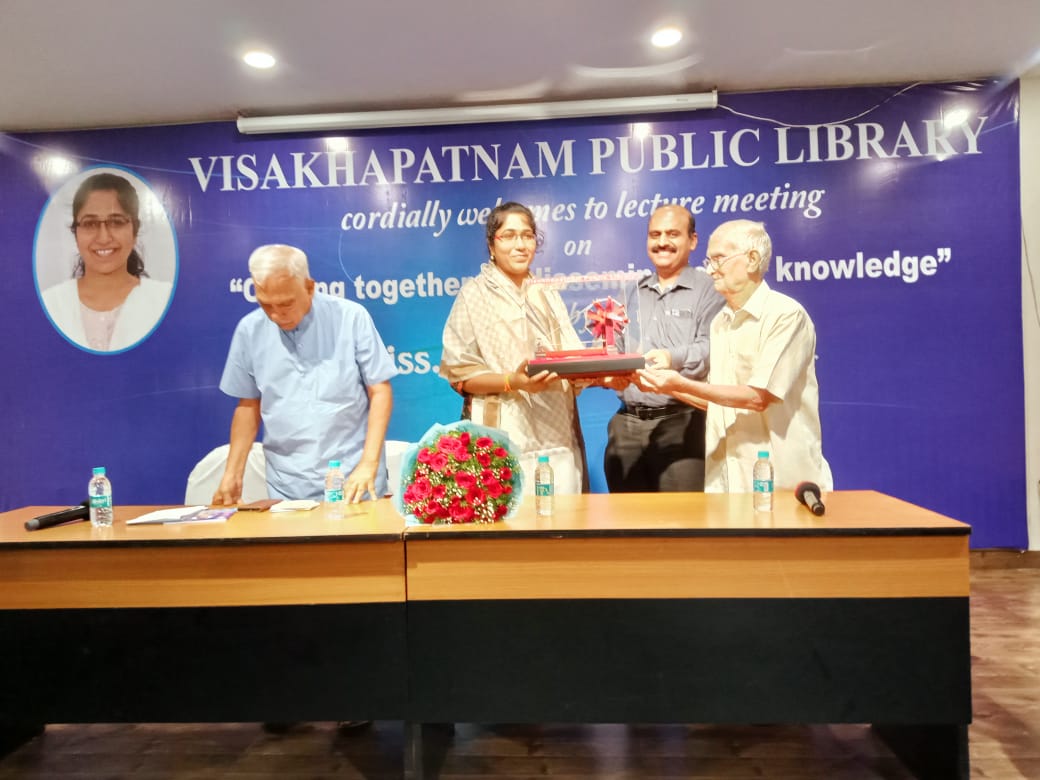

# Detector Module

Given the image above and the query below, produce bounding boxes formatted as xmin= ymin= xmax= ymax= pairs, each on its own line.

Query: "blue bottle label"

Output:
xmin=90 ymin=495 xmax=112 ymax=509
xmin=535 ymin=483 xmax=553 ymax=497
xmin=325 ymin=488 xmax=344 ymax=503
xmin=753 ymin=479 xmax=773 ymax=493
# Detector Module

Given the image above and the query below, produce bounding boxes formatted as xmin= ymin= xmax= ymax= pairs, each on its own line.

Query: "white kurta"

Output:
xmin=705 ymin=282 xmax=833 ymax=493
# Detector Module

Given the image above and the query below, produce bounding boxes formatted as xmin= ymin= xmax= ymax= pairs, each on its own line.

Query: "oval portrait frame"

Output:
xmin=33 ymin=164 xmax=179 ymax=354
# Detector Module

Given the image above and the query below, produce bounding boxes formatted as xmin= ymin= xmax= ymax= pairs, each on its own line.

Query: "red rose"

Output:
xmin=450 ymin=503 xmax=474 ymax=522
xmin=437 ymin=436 xmax=460 ymax=455
xmin=412 ymin=476 xmax=432 ymax=499
xmin=475 ymin=436 xmax=494 ymax=449
xmin=455 ymin=471 xmax=477 ymax=490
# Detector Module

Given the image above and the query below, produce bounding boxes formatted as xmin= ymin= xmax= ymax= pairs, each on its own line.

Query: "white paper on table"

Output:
xmin=269 ymin=499 xmax=320 ymax=512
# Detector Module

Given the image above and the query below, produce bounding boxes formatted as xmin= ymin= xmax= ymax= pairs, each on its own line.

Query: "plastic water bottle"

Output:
xmin=88 ymin=466 xmax=113 ymax=527
xmin=324 ymin=459 xmax=345 ymax=517
xmin=753 ymin=450 xmax=774 ymax=512
xmin=534 ymin=455 xmax=554 ymax=516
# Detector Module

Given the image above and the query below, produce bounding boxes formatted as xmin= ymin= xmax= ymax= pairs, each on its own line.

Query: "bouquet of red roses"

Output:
xmin=394 ymin=421 xmax=524 ymax=525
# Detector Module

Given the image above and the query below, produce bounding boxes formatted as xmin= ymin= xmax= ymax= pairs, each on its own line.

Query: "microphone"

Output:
xmin=795 ymin=482 xmax=825 ymax=516
xmin=24 ymin=501 xmax=90 ymax=532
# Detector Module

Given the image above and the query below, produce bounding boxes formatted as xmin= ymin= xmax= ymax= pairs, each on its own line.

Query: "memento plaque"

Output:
xmin=524 ymin=272 xmax=647 ymax=378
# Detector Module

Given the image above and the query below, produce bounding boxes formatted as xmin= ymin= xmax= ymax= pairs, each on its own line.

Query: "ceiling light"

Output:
xmin=243 ymin=50 xmax=276 ymax=69
xmin=236 ymin=91 xmax=718 ymax=134
xmin=651 ymin=27 xmax=683 ymax=48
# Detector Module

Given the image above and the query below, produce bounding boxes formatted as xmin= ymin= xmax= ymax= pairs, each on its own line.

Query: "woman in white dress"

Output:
xmin=42 ymin=172 xmax=171 ymax=352
xmin=440 ymin=201 xmax=588 ymax=493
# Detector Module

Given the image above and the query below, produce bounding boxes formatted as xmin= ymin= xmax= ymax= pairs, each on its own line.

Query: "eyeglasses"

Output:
xmin=494 ymin=230 xmax=536 ymax=245
xmin=73 ymin=216 xmax=133 ymax=234
xmin=702 ymin=250 xmax=748 ymax=273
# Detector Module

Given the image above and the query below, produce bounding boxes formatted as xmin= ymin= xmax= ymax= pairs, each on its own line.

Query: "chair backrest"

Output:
xmin=184 ymin=442 xmax=267 ymax=505
xmin=383 ymin=439 xmax=413 ymax=497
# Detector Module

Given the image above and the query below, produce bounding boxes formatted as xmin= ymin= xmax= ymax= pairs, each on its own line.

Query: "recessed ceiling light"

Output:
xmin=243 ymin=50 xmax=276 ymax=69
xmin=651 ymin=26 xmax=683 ymax=48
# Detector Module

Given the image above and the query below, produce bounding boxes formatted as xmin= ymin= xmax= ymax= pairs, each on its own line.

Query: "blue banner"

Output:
xmin=1 ymin=80 xmax=1023 ymax=547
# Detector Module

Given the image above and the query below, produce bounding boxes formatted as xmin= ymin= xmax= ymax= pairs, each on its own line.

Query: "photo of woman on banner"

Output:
xmin=440 ymin=200 xmax=589 ymax=494
xmin=36 ymin=170 xmax=175 ymax=353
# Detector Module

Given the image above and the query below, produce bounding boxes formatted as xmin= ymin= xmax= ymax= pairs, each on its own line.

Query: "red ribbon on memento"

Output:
xmin=584 ymin=297 xmax=629 ymax=349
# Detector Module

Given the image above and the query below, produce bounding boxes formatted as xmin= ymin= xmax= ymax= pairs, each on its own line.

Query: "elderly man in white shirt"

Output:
xmin=636 ymin=219 xmax=832 ymax=493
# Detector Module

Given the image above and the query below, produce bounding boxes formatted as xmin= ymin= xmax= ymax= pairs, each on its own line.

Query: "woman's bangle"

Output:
xmin=503 ymin=373 xmax=512 ymax=393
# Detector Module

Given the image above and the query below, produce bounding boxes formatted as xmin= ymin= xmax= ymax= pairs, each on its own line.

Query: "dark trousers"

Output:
xmin=604 ymin=405 xmax=706 ymax=492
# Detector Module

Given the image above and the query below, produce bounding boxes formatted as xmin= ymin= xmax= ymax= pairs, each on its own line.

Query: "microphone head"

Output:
xmin=795 ymin=481 xmax=820 ymax=499
xmin=795 ymin=481 xmax=825 ymax=515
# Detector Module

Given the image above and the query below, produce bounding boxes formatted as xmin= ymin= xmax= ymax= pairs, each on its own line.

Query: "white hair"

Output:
xmin=248 ymin=244 xmax=310 ymax=285
xmin=714 ymin=220 xmax=773 ymax=274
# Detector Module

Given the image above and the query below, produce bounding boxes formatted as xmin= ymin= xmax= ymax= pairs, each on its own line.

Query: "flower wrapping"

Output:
xmin=394 ymin=421 xmax=524 ymax=525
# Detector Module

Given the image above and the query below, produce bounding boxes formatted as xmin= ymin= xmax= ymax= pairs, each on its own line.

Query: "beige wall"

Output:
xmin=1022 ymin=76 xmax=1039 ymax=550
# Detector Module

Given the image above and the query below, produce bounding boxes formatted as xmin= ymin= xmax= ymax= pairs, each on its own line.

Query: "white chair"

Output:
xmin=383 ymin=439 xmax=414 ymax=497
xmin=185 ymin=442 xmax=268 ymax=505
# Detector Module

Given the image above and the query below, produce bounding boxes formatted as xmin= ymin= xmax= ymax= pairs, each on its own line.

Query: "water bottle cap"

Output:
xmin=93 ymin=466 xmax=106 ymax=476
xmin=757 ymin=451 xmax=769 ymax=459
xmin=537 ymin=455 xmax=549 ymax=463
xmin=328 ymin=460 xmax=341 ymax=468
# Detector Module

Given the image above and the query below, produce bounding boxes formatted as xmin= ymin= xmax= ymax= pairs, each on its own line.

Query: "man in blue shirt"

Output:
xmin=604 ymin=205 xmax=724 ymax=492
xmin=214 ymin=244 xmax=397 ymax=504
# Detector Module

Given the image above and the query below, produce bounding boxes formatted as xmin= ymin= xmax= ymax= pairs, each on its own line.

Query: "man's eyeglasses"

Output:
xmin=494 ymin=230 xmax=536 ymax=245
xmin=73 ymin=216 xmax=133 ymax=234
xmin=702 ymin=250 xmax=748 ymax=273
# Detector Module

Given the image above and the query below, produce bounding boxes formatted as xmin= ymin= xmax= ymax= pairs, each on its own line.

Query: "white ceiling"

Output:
xmin=1 ymin=0 xmax=1039 ymax=133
